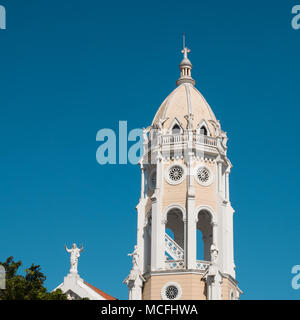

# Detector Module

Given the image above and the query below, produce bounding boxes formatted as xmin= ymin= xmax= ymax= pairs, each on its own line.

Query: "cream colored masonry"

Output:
xmin=143 ymin=274 xmax=206 ymax=300
xmin=162 ymin=160 xmax=216 ymax=213
xmin=144 ymin=160 xmax=217 ymax=213
xmin=142 ymin=273 xmax=238 ymax=300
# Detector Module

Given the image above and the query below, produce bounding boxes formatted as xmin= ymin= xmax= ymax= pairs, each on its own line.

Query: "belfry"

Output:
xmin=125 ymin=45 xmax=241 ymax=300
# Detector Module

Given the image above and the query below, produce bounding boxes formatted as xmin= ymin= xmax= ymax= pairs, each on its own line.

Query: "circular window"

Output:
xmin=195 ymin=166 xmax=213 ymax=186
xmin=161 ymin=282 xmax=182 ymax=300
xmin=166 ymin=165 xmax=185 ymax=185
xmin=148 ymin=169 xmax=156 ymax=190
xmin=197 ymin=167 xmax=210 ymax=183
xmin=169 ymin=166 xmax=183 ymax=181
xmin=166 ymin=285 xmax=178 ymax=300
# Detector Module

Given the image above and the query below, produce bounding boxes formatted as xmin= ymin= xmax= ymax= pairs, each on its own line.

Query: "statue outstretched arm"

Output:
xmin=80 ymin=244 xmax=84 ymax=252
xmin=65 ymin=244 xmax=71 ymax=253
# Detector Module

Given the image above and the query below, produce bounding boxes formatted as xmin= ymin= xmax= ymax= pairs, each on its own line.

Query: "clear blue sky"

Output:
xmin=0 ymin=0 xmax=300 ymax=300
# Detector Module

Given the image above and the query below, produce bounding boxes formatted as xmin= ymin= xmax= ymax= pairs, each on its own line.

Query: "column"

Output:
xmin=212 ymin=222 xmax=218 ymax=246
xmin=150 ymin=157 xmax=165 ymax=271
xmin=217 ymin=159 xmax=224 ymax=196
xmin=225 ymin=170 xmax=230 ymax=201
xmin=140 ymin=165 xmax=145 ymax=200
xmin=136 ymin=203 xmax=145 ymax=274
xmin=186 ymin=154 xmax=196 ymax=269
xmin=186 ymin=200 xmax=196 ymax=269
xmin=183 ymin=219 xmax=187 ymax=268
xmin=150 ymin=197 xmax=160 ymax=270
xmin=224 ymin=206 xmax=235 ymax=278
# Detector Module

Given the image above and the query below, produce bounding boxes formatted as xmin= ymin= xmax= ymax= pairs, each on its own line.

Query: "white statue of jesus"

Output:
xmin=65 ymin=243 xmax=83 ymax=274
xmin=128 ymin=245 xmax=139 ymax=269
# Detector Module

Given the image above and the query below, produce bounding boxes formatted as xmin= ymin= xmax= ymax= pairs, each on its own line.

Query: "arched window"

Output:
xmin=172 ymin=124 xmax=181 ymax=134
xmin=200 ymin=126 xmax=207 ymax=136
xmin=166 ymin=208 xmax=184 ymax=249
xmin=196 ymin=210 xmax=213 ymax=261
xmin=165 ymin=208 xmax=185 ymax=264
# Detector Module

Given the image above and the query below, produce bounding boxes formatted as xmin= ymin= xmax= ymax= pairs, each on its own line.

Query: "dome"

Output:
xmin=152 ymin=82 xmax=218 ymax=137
xmin=180 ymin=57 xmax=192 ymax=68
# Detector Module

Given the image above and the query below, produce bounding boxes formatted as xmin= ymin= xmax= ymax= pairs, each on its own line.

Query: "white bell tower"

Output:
xmin=125 ymin=44 xmax=241 ymax=300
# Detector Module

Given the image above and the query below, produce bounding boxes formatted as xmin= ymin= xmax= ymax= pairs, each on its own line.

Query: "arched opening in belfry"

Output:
xmin=196 ymin=210 xmax=213 ymax=262
xmin=172 ymin=124 xmax=181 ymax=135
xmin=196 ymin=229 xmax=205 ymax=260
xmin=143 ymin=212 xmax=152 ymax=272
xmin=200 ymin=126 xmax=208 ymax=136
xmin=165 ymin=208 xmax=185 ymax=261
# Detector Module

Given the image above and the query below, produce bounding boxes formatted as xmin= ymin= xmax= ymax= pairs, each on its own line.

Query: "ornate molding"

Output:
xmin=194 ymin=205 xmax=217 ymax=225
xmin=163 ymin=203 xmax=187 ymax=222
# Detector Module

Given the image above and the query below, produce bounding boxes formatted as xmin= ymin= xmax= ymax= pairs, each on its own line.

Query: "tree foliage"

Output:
xmin=0 ymin=256 xmax=67 ymax=300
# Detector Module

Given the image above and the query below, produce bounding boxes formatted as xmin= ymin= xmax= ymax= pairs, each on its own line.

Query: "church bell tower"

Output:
xmin=125 ymin=45 xmax=241 ymax=300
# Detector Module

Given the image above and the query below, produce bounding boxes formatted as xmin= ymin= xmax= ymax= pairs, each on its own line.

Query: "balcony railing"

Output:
xmin=165 ymin=260 xmax=185 ymax=270
xmin=161 ymin=134 xmax=188 ymax=145
xmin=165 ymin=234 xmax=184 ymax=260
xmin=147 ymin=134 xmax=217 ymax=150
xmin=165 ymin=259 xmax=211 ymax=271
xmin=193 ymin=135 xmax=217 ymax=147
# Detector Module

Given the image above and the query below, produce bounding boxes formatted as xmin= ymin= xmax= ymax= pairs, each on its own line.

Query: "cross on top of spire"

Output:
xmin=182 ymin=47 xmax=191 ymax=60
xmin=181 ymin=33 xmax=191 ymax=59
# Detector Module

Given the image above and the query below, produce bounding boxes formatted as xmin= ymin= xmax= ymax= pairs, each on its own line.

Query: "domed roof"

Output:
xmin=180 ymin=57 xmax=192 ymax=67
xmin=152 ymin=82 xmax=218 ymax=137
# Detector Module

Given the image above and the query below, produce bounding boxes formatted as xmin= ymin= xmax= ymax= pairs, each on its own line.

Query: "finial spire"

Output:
xmin=182 ymin=33 xmax=190 ymax=58
xmin=176 ymin=34 xmax=195 ymax=86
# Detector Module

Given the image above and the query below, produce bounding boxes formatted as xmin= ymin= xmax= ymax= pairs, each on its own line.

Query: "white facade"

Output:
xmin=55 ymin=273 xmax=108 ymax=300
xmin=54 ymin=243 xmax=116 ymax=300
